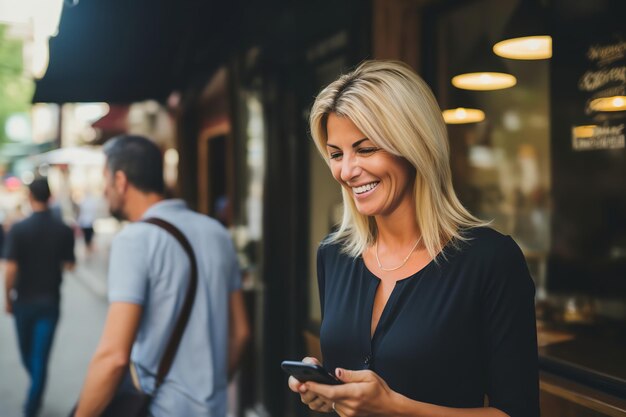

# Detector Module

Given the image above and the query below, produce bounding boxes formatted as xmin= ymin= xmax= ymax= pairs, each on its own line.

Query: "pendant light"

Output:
xmin=493 ymin=0 xmax=552 ymax=60
xmin=451 ymin=37 xmax=517 ymax=91
xmin=443 ymin=107 xmax=486 ymax=124
xmin=442 ymin=90 xmax=486 ymax=124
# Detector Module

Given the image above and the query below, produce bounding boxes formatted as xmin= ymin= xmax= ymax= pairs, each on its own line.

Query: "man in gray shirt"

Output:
xmin=73 ymin=135 xmax=250 ymax=417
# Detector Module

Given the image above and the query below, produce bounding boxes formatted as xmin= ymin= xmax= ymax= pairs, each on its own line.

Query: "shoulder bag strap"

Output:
xmin=142 ymin=217 xmax=198 ymax=390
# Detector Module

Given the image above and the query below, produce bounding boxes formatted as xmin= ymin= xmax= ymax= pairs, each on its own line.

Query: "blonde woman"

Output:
xmin=288 ymin=61 xmax=539 ymax=417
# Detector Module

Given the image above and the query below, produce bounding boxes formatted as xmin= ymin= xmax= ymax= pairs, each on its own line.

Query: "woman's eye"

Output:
xmin=358 ymin=147 xmax=379 ymax=155
xmin=329 ymin=152 xmax=343 ymax=160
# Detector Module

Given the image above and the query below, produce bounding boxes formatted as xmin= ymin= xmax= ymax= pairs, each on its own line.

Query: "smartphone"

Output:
xmin=281 ymin=360 xmax=342 ymax=385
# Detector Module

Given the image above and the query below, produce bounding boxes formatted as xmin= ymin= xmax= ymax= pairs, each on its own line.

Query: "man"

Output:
xmin=3 ymin=177 xmax=75 ymax=417
xmin=74 ymin=135 xmax=250 ymax=417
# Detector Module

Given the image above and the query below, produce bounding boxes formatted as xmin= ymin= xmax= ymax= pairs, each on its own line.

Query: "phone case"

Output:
xmin=281 ymin=361 xmax=342 ymax=385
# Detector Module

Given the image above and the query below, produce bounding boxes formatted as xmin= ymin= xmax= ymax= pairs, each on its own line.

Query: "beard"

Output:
xmin=109 ymin=206 xmax=127 ymax=221
xmin=107 ymin=199 xmax=127 ymax=221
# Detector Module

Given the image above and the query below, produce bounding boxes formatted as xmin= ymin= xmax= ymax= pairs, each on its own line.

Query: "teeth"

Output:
xmin=353 ymin=182 xmax=379 ymax=194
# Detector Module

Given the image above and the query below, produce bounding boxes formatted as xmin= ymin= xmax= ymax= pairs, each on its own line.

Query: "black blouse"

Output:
xmin=317 ymin=227 xmax=539 ymax=417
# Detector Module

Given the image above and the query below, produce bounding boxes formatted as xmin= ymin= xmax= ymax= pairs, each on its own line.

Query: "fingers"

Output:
xmin=288 ymin=357 xmax=321 ymax=391
xmin=297 ymin=385 xmax=333 ymax=412
xmin=306 ymin=381 xmax=342 ymax=401
xmin=302 ymin=356 xmax=321 ymax=365
xmin=335 ymin=368 xmax=371 ymax=383
xmin=287 ymin=357 xmax=332 ymax=412
xmin=300 ymin=388 xmax=320 ymax=404
xmin=288 ymin=375 xmax=302 ymax=392
xmin=307 ymin=396 xmax=331 ymax=412
xmin=307 ymin=369 xmax=377 ymax=401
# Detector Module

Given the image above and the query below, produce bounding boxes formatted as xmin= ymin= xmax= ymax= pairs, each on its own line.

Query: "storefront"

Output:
xmin=264 ymin=0 xmax=626 ymax=416
xmin=421 ymin=0 xmax=626 ymax=415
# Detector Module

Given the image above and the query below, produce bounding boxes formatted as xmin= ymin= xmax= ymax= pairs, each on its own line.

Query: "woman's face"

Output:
xmin=325 ymin=113 xmax=415 ymax=218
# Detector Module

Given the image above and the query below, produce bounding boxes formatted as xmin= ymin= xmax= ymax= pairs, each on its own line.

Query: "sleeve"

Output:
xmin=3 ymin=225 xmax=20 ymax=261
xmin=62 ymin=226 xmax=76 ymax=262
xmin=316 ymin=245 xmax=326 ymax=318
xmin=107 ymin=228 xmax=150 ymax=305
xmin=481 ymin=236 xmax=540 ymax=417
xmin=227 ymin=236 xmax=242 ymax=292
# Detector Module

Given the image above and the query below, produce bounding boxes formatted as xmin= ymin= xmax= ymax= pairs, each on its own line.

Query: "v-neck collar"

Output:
xmin=359 ymin=258 xmax=438 ymax=370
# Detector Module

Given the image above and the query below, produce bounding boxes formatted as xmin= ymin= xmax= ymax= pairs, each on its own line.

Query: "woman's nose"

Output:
xmin=340 ymin=154 xmax=361 ymax=182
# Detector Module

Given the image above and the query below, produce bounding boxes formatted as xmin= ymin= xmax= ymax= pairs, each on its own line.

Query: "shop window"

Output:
xmin=429 ymin=0 xmax=626 ymax=401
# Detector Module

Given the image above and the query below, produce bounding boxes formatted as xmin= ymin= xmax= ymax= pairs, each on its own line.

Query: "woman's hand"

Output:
xmin=288 ymin=357 xmax=335 ymax=413
xmin=305 ymin=368 xmax=400 ymax=417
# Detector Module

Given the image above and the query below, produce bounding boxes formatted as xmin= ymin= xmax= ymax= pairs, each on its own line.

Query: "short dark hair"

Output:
xmin=103 ymin=135 xmax=165 ymax=194
xmin=29 ymin=178 xmax=51 ymax=203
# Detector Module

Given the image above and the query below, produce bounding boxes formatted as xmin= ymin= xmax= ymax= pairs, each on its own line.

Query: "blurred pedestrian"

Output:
xmin=77 ymin=192 xmax=100 ymax=252
xmin=3 ymin=177 xmax=76 ymax=417
xmin=73 ymin=135 xmax=250 ymax=417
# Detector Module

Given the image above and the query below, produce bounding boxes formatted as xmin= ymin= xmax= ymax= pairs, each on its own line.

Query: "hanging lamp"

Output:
xmin=443 ymin=107 xmax=486 ymax=124
xmin=493 ymin=0 xmax=552 ymax=60
xmin=442 ymin=90 xmax=486 ymax=124
xmin=452 ymin=37 xmax=517 ymax=91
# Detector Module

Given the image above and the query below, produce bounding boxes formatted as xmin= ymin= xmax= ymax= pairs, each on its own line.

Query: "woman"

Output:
xmin=288 ymin=61 xmax=539 ymax=417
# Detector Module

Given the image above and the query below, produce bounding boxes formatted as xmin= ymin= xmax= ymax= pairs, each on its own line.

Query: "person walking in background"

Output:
xmin=3 ymin=177 xmax=76 ymax=417
xmin=77 ymin=192 xmax=100 ymax=253
xmin=73 ymin=135 xmax=250 ymax=417
xmin=288 ymin=61 xmax=539 ymax=416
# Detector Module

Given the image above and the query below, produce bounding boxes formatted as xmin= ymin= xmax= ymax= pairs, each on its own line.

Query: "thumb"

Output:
xmin=335 ymin=368 xmax=371 ymax=383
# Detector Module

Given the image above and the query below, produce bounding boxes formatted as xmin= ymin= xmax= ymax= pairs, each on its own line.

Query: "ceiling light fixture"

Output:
xmin=443 ymin=107 xmax=486 ymax=124
xmin=452 ymin=37 xmax=517 ymax=91
xmin=493 ymin=0 xmax=552 ymax=60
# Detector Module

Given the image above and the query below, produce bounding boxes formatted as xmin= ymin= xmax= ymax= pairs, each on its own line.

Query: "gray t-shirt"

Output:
xmin=108 ymin=199 xmax=241 ymax=417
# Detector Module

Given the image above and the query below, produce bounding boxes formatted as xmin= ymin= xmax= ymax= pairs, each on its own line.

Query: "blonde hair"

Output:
xmin=309 ymin=60 xmax=487 ymax=259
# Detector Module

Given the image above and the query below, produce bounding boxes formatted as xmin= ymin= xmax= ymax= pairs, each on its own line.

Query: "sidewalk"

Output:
xmin=71 ymin=231 xmax=114 ymax=300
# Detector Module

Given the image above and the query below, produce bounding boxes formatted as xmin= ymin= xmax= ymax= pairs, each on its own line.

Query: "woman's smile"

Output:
xmin=352 ymin=181 xmax=380 ymax=196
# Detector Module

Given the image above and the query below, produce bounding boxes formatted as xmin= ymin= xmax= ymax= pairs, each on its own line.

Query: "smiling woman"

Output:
xmin=325 ymin=114 xmax=416 ymax=220
xmin=288 ymin=60 xmax=540 ymax=417
xmin=309 ymin=60 xmax=484 ymax=260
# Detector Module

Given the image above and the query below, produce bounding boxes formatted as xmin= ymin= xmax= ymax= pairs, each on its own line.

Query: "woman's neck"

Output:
xmin=374 ymin=199 xmax=420 ymax=250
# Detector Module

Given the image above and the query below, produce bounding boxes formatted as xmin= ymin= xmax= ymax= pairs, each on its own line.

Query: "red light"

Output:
xmin=4 ymin=176 xmax=22 ymax=191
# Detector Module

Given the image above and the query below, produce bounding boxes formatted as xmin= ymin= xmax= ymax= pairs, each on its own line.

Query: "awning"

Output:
xmin=0 ymin=141 xmax=56 ymax=163
xmin=33 ymin=0 xmax=176 ymax=103
xmin=32 ymin=146 xmax=104 ymax=166
xmin=91 ymin=105 xmax=129 ymax=144
xmin=32 ymin=0 xmax=242 ymax=104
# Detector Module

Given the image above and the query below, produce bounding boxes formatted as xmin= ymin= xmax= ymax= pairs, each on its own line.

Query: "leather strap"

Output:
xmin=142 ymin=217 xmax=198 ymax=390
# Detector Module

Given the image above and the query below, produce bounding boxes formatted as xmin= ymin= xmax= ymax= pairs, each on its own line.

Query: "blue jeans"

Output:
xmin=13 ymin=298 xmax=60 ymax=417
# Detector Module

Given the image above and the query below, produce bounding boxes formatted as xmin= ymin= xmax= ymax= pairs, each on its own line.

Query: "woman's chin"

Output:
xmin=354 ymin=203 xmax=379 ymax=217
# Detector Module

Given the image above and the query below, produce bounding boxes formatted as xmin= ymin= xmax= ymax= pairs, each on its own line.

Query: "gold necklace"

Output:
xmin=375 ymin=236 xmax=422 ymax=272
